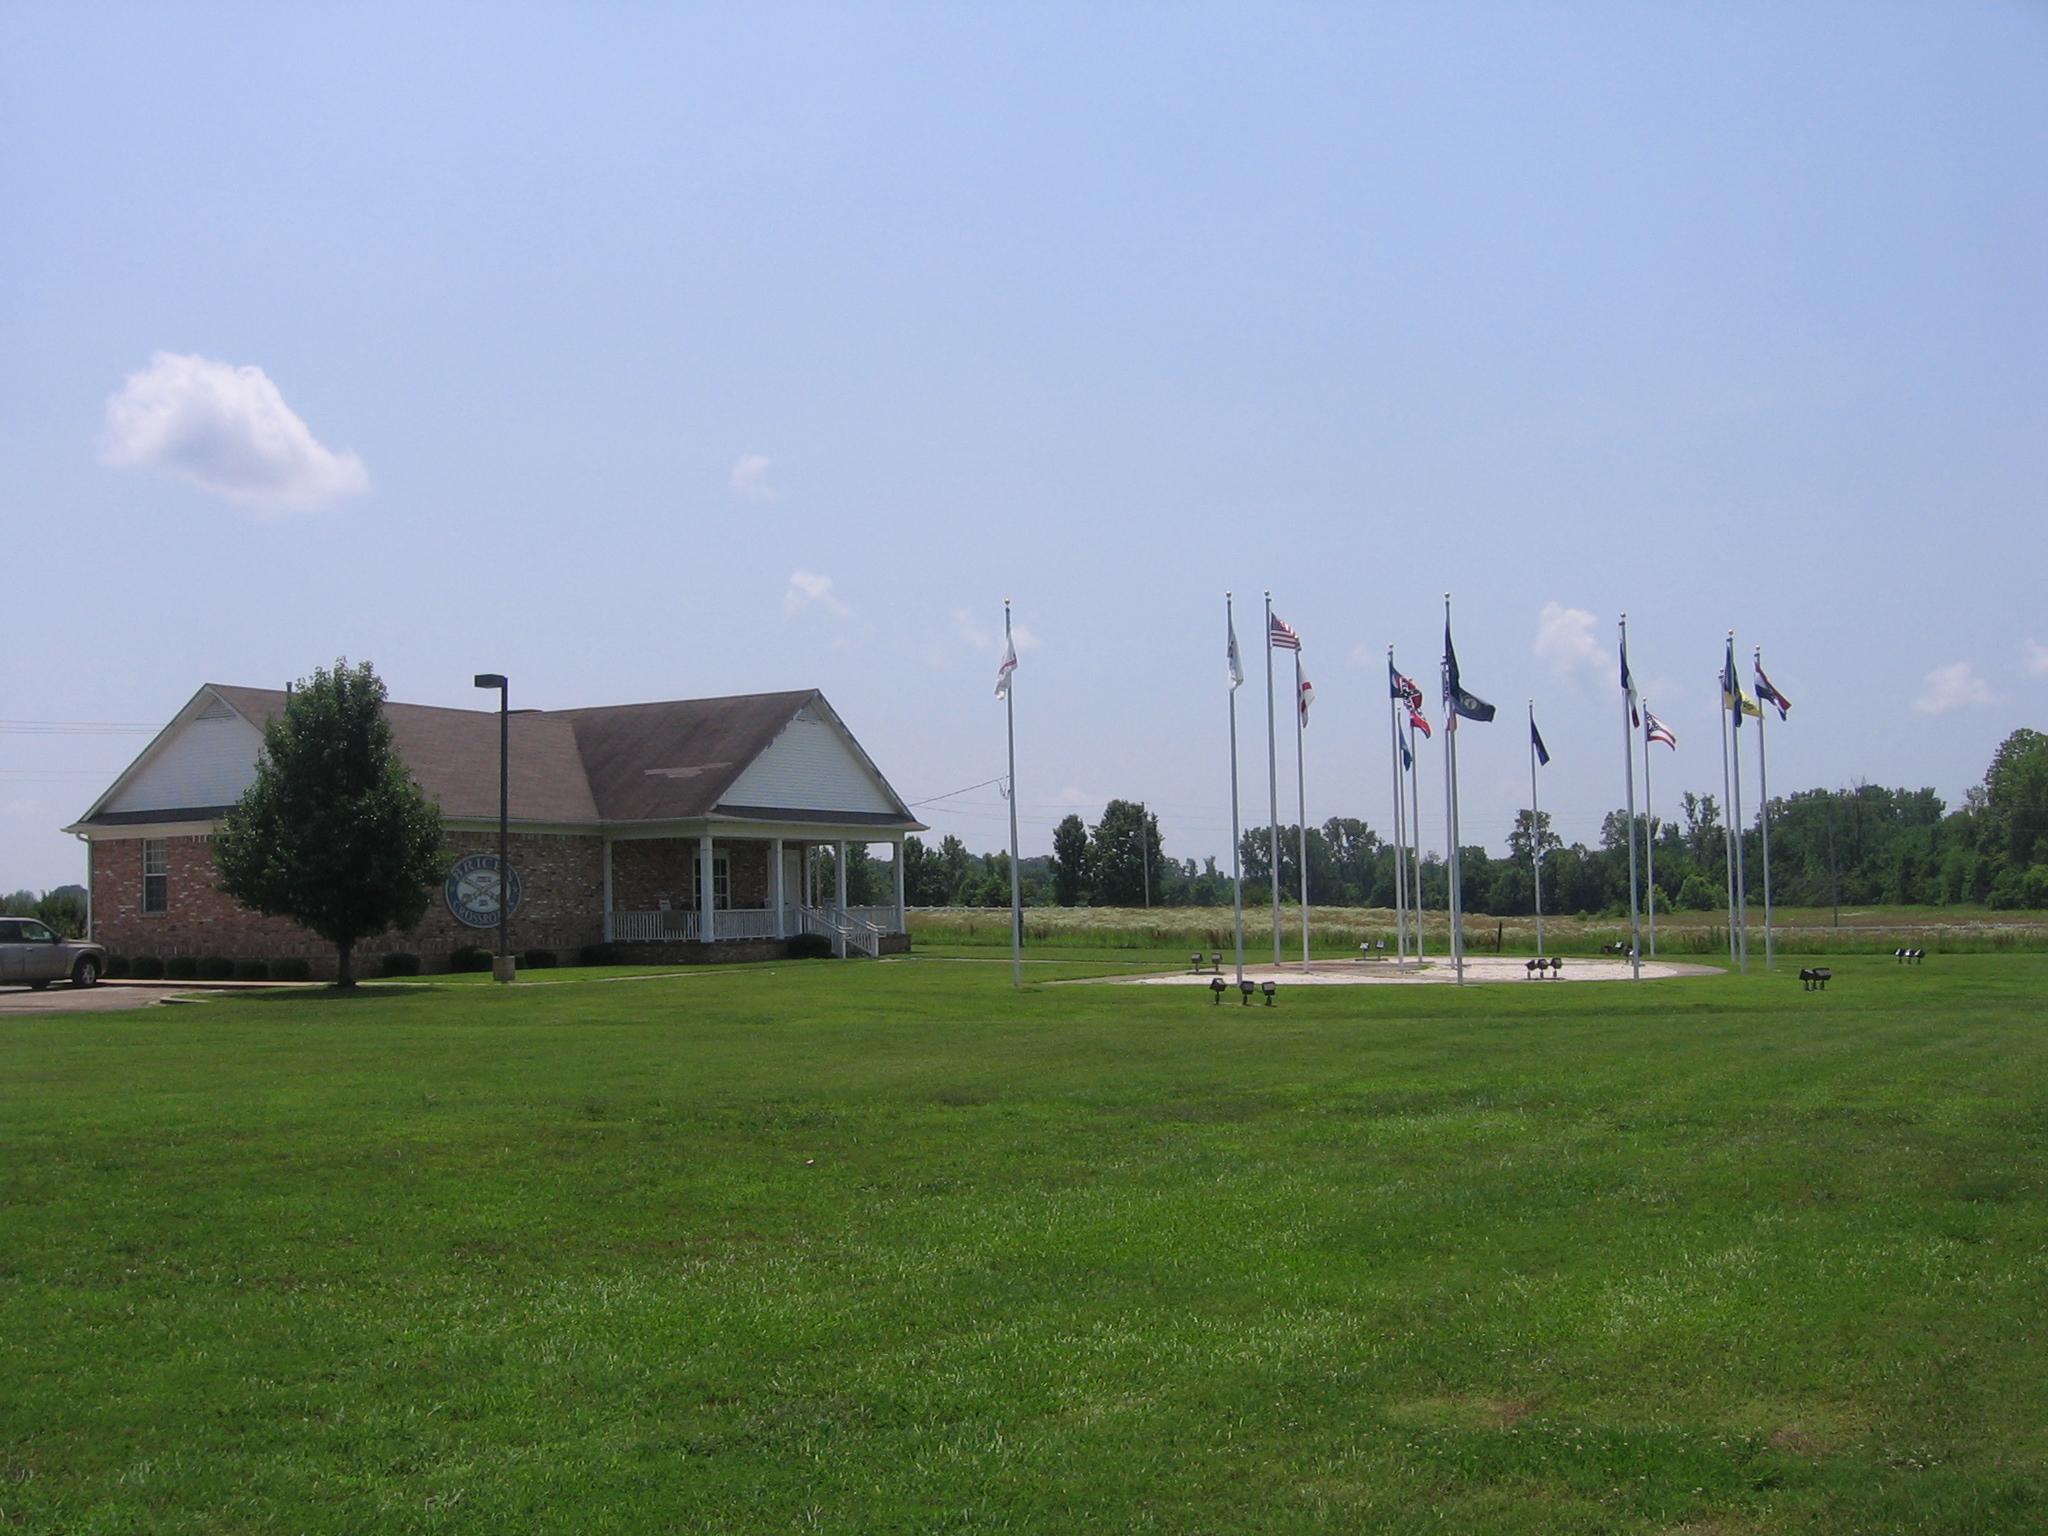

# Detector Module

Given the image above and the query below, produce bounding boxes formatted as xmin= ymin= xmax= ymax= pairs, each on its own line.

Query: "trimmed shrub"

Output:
xmin=268 ymin=957 xmax=313 ymax=982
xmin=234 ymin=959 xmax=270 ymax=982
xmin=198 ymin=956 xmax=237 ymax=981
xmin=103 ymin=955 xmax=130 ymax=979
xmin=449 ymin=946 xmax=493 ymax=973
xmin=129 ymin=955 xmax=165 ymax=980
xmin=164 ymin=956 xmax=200 ymax=981
xmin=787 ymin=932 xmax=836 ymax=959
xmin=578 ymin=942 xmax=621 ymax=967
xmin=522 ymin=947 xmax=559 ymax=969
xmin=380 ymin=952 xmax=423 ymax=977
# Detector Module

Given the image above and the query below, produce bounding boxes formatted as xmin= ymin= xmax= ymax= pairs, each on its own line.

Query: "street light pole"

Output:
xmin=474 ymin=673 xmax=513 ymax=983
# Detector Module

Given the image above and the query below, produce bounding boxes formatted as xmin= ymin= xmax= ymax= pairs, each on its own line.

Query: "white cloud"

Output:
xmin=784 ymin=569 xmax=851 ymax=618
xmin=2026 ymin=639 xmax=2048 ymax=678
xmin=730 ymin=454 xmax=776 ymax=502
xmin=1914 ymin=662 xmax=1995 ymax=715
xmin=953 ymin=608 xmax=1039 ymax=653
xmin=1534 ymin=601 xmax=1603 ymax=675
xmin=101 ymin=352 xmax=367 ymax=511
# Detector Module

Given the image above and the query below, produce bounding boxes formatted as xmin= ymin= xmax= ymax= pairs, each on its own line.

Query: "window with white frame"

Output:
xmin=142 ymin=840 xmax=169 ymax=914
xmin=692 ymin=856 xmax=733 ymax=913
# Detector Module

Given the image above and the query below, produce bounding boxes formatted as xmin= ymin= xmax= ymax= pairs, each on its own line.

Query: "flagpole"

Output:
xmin=1408 ymin=731 xmax=1425 ymax=962
xmin=1727 ymin=632 xmax=1749 ymax=974
xmin=1443 ymin=593 xmax=1463 ymax=985
xmin=1620 ymin=615 xmax=1642 ymax=980
xmin=1294 ymin=654 xmax=1310 ymax=973
xmin=1227 ymin=593 xmax=1246 ymax=986
xmin=1755 ymin=645 xmax=1775 ymax=971
xmin=1718 ymin=668 xmax=1737 ymax=967
xmin=1642 ymin=700 xmax=1658 ymax=960
xmin=1387 ymin=648 xmax=1407 ymax=965
xmin=1528 ymin=698 xmax=1544 ymax=958
xmin=1265 ymin=592 xmax=1281 ymax=967
xmin=1003 ymin=600 xmax=1022 ymax=991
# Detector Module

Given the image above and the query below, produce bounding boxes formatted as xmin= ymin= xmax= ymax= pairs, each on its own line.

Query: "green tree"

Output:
xmin=212 ymin=660 xmax=446 ymax=988
xmin=1985 ymin=728 xmax=2048 ymax=868
xmin=1052 ymin=813 xmax=1089 ymax=905
xmin=1088 ymin=800 xmax=1162 ymax=906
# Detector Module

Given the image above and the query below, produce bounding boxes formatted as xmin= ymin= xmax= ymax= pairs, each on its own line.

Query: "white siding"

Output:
xmin=718 ymin=706 xmax=898 ymax=815
xmin=106 ymin=714 xmax=264 ymax=814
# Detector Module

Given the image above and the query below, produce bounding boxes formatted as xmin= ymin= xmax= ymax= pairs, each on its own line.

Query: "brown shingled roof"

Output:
xmin=210 ymin=686 xmax=599 ymax=823
xmin=172 ymin=683 xmax=923 ymax=832
xmin=552 ymin=690 xmax=820 ymax=821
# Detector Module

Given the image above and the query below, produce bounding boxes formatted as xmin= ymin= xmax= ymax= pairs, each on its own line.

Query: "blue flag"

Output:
xmin=1531 ymin=717 xmax=1551 ymax=767
xmin=1443 ymin=620 xmax=1496 ymax=723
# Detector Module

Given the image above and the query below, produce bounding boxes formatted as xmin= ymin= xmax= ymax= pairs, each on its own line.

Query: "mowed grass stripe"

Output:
xmin=3 ymin=953 xmax=2043 ymax=1532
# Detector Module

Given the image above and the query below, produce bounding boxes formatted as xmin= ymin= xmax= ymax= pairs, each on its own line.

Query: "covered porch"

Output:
xmin=600 ymin=828 xmax=908 ymax=957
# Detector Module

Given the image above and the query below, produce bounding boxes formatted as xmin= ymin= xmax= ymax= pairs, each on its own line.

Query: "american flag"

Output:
xmin=1269 ymin=612 xmax=1302 ymax=651
xmin=1644 ymin=711 xmax=1677 ymax=750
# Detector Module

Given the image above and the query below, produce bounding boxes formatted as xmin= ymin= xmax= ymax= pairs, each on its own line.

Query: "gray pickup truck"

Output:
xmin=0 ymin=918 xmax=106 ymax=990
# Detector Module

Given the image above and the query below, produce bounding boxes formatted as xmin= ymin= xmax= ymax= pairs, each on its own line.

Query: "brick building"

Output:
xmin=68 ymin=685 xmax=926 ymax=974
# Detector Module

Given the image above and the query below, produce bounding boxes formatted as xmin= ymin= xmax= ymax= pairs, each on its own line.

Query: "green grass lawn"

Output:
xmin=5 ymin=953 xmax=2044 ymax=1533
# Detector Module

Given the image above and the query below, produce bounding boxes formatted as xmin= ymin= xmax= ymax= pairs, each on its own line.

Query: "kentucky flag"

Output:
xmin=1443 ymin=621 xmax=1496 ymax=723
xmin=1531 ymin=716 xmax=1551 ymax=767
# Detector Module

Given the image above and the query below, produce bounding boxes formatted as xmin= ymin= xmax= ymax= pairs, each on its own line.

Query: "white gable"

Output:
xmin=105 ymin=710 xmax=264 ymax=814
xmin=718 ymin=704 xmax=899 ymax=815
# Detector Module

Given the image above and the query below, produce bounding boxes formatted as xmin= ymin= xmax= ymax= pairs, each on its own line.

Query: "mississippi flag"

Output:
xmin=1389 ymin=659 xmax=1423 ymax=710
xmin=1408 ymin=705 xmax=1433 ymax=740
xmin=1754 ymin=662 xmax=1791 ymax=721
xmin=1269 ymin=612 xmax=1302 ymax=652
xmin=995 ymin=633 xmax=1017 ymax=700
xmin=1645 ymin=711 xmax=1677 ymax=750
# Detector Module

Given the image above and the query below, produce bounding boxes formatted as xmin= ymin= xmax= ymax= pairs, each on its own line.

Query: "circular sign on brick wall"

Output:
xmin=445 ymin=853 xmax=523 ymax=928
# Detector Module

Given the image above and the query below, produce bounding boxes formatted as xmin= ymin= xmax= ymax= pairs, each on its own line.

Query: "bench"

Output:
xmin=1799 ymin=966 xmax=1833 ymax=991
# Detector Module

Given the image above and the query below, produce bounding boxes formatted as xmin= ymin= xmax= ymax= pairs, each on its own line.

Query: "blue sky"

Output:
xmin=4 ymin=2 xmax=2045 ymax=892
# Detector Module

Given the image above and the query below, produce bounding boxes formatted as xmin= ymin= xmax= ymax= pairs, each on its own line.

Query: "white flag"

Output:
xmin=995 ymin=633 xmax=1017 ymax=699
xmin=1227 ymin=614 xmax=1244 ymax=690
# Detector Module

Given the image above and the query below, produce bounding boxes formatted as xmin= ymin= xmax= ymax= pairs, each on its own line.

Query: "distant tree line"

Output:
xmin=897 ymin=727 xmax=2048 ymax=915
xmin=0 ymin=885 xmax=88 ymax=937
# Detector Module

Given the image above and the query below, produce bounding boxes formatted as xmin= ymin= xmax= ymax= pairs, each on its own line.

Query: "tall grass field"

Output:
xmin=4 ymin=948 xmax=2043 ymax=1532
xmin=911 ymin=902 xmax=2048 ymax=957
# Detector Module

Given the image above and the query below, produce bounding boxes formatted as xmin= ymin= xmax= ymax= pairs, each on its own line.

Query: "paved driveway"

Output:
xmin=0 ymin=984 xmax=194 ymax=1015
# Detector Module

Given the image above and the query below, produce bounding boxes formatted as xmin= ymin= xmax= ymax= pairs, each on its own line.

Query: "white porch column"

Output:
xmin=601 ymin=836 xmax=613 ymax=943
xmin=771 ymin=836 xmax=785 ymax=939
xmin=698 ymin=833 xmax=716 ymax=943
xmin=893 ymin=836 xmax=906 ymax=934
xmin=834 ymin=840 xmax=848 ymax=958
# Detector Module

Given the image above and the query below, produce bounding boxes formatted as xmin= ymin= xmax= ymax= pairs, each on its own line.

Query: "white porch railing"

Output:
xmin=605 ymin=906 xmax=895 ymax=951
xmin=608 ymin=909 xmax=700 ymax=942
